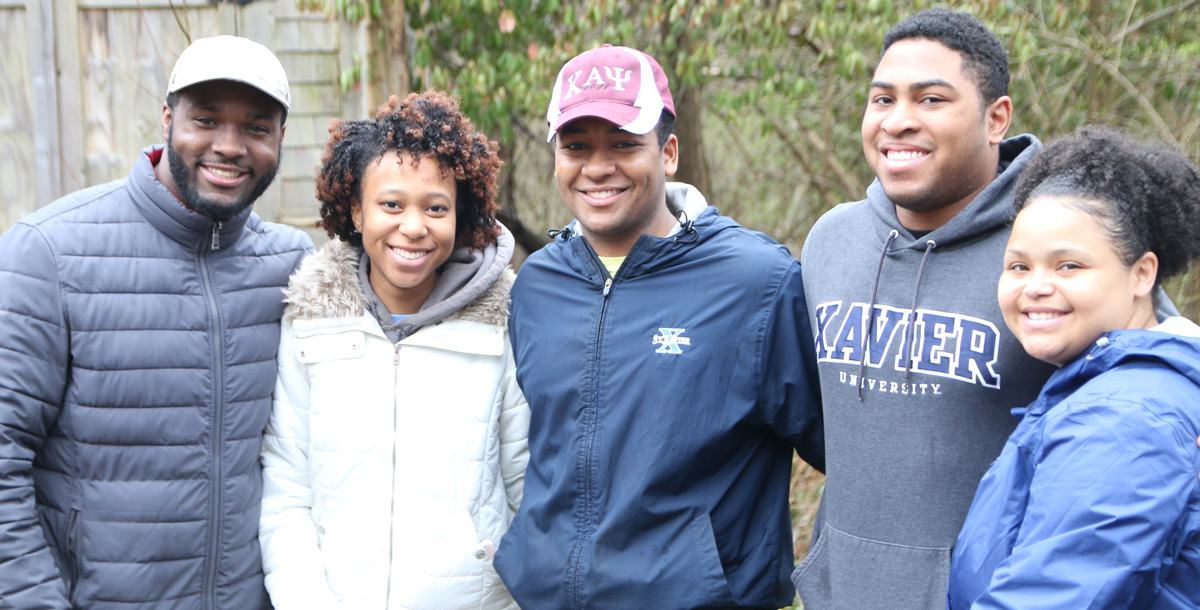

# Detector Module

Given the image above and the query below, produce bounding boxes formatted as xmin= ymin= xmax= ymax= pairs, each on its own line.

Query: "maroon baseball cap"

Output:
xmin=546 ymin=44 xmax=675 ymax=142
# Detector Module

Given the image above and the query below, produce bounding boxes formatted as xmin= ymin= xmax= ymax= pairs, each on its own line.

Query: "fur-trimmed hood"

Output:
xmin=283 ymin=238 xmax=514 ymax=328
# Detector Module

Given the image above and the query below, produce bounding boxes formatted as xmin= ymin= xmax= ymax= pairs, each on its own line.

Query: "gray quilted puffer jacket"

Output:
xmin=0 ymin=146 xmax=312 ymax=610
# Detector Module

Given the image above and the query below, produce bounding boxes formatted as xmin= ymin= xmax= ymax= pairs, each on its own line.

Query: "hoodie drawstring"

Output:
xmin=902 ymin=240 xmax=937 ymax=387
xmin=547 ymin=226 xmax=573 ymax=240
xmin=858 ymin=230 xmax=898 ymax=400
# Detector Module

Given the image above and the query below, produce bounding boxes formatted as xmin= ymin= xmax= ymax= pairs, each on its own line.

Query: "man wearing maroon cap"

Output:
xmin=494 ymin=45 xmax=825 ymax=610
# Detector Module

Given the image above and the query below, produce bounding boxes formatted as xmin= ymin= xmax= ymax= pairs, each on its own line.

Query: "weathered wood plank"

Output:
xmin=27 ymin=0 xmax=62 ymax=205
xmin=57 ymin=0 xmax=86 ymax=193
xmin=0 ymin=7 xmax=36 ymax=231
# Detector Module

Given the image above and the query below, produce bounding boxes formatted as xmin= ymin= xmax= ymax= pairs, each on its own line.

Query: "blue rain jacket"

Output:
xmin=948 ymin=329 xmax=1200 ymax=610
xmin=494 ymin=186 xmax=824 ymax=610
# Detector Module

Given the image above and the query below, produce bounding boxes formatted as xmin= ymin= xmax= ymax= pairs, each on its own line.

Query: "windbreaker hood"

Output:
xmin=866 ymin=134 xmax=1041 ymax=251
xmin=552 ymin=181 xmax=750 ymax=279
xmin=1029 ymin=328 xmax=1200 ymax=417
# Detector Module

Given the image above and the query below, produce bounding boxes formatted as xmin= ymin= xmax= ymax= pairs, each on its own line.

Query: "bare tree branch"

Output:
xmin=1041 ymin=30 xmax=1180 ymax=146
xmin=1111 ymin=0 xmax=1200 ymax=43
xmin=753 ymin=106 xmax=840 ymax=210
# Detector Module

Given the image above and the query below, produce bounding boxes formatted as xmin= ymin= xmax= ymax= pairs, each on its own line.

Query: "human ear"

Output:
xmin=161 ymin=103 xmax=173 ymax=141
xmin=986 ymin=96 xmax=1013 ymax=145
xmin=1132 ymin=251 xmax=1159 ymax=298
xmin=661 ymin=133 xmax=679 ymax=178
xmin=351 ymin=203 xmax=363 ymax=234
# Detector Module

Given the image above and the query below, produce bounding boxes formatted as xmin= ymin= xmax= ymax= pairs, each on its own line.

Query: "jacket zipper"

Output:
xmin=199 ymin=224 xmax=225 ymax=610
xmin=567 ymin=238 xmax=613 ymax=610
xmin=65 ymin=509 xmax=80 ymax=602
xmin=386 ymin=342 xmax=401 ymax=606
xmin=211 ymin=221 xmax=223 ymax=251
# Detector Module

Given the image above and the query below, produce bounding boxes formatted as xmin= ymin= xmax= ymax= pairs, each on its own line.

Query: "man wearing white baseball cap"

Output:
xmin=494 ymin=44 xmax=825 ymax=610
xmin=0 ymin=36 xmax=310 ymax=610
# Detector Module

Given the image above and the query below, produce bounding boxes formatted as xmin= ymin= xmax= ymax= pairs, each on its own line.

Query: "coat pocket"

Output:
xmin=294 ymin=331 xmax=366 ymax=363
xmin=64 ymin=509 xmax=81 ymax=603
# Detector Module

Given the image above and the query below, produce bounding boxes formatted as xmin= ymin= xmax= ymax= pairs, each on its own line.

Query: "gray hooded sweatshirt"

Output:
xmin=793 ymin=135 xmax=1056 ymax=609
xmin=793 ymin=134 xmax=1180 ymax=609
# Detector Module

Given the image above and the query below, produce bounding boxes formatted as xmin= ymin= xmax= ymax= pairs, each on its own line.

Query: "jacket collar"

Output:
xmin=127 ymin=145 xmax=253 ymax=249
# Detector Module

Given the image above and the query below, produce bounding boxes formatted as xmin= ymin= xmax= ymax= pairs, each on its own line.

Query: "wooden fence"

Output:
xmin=0 ymin=0 xmax=368 ymax=239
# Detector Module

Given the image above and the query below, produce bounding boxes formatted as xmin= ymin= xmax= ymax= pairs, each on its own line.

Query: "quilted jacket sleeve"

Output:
xmin=972 ymin=393 xmax=1199 ymax=609
xmin=0 ymin=224 xmax=72 ymax=610
xmin=758 ymin=261 xmax=825 ymax=473
xmin=497 ymin=334 xmax=530 ymax=513
xmin=259 ymin=322 xmax=339 ymax=610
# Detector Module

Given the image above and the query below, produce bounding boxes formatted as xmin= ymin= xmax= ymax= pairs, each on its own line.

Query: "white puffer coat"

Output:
xmin=259 ymin=240 xmax=528 ymax=610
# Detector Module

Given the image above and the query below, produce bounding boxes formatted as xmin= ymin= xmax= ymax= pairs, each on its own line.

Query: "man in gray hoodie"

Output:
xmin=792 ymin=10 xmax=1059 ymax=609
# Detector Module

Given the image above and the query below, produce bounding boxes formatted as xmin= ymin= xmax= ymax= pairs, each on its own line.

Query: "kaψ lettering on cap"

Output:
xmin=545 ymin=44 xmax=675 ymax=142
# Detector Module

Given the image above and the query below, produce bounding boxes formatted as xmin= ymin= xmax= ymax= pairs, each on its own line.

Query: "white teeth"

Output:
xmin=588 ymin=189 xmax=621 ymax=198
xmin=206 ymin=167 xmax=242 ymax=179
xmin=1027 ymin=312 xmax=1063 ymax=320
xmin=886 ymin=150 xmax=928 ymax=161
xmin=392 ymin=247 xmax=427 ymax=260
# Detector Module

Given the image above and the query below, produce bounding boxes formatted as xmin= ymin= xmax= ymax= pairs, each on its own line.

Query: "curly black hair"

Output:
xmin=316 ymin=91 xmax=502 ymax=250
xmin=881 ymin=8 xmax=1010 ymax=106
xmin=1013 ymin=126 xmax=1200 ymax=284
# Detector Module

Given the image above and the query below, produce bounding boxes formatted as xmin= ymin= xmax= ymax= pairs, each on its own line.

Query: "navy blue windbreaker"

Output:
xmin=494 ymin=185 xmax=824 ymax=610
xmin=949 ymin=329 xmax=1200 ymax=609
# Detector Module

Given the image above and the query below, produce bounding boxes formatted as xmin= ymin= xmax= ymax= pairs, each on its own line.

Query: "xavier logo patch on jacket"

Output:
xmin=814 ymin=300 xmax=1001 ymax=389
xmin=653 ymin=328 xmax=691 ymax=354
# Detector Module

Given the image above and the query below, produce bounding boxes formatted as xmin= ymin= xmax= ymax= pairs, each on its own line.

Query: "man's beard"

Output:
xmin=167 ymin=126 xmax=280 ymax=221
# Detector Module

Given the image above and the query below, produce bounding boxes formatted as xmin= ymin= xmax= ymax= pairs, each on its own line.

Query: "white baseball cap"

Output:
xmin=167 ymin=36 xmax=290 ymax=110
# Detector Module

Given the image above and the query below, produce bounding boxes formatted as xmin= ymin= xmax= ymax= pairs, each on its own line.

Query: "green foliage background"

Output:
xmin=309 ymin=0 xmax=1200 ymax=308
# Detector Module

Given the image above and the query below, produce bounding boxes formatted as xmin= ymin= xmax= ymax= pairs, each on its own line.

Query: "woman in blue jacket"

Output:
xmin=948 ymin=127 xmax=1200 ymax=609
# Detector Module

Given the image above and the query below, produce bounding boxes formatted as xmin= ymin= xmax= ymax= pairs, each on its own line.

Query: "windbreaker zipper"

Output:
xmin=198 ymin=226 xmax=225 ymax=610
xmin=65 ymin=509 xmax=80 ymax=602
xmin=386 ymin=342 xmax=401 ymax=605
xmin=566 ymin=238 xmax=613 ymax=610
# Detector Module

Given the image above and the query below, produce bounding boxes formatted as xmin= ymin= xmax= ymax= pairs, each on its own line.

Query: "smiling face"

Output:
xmin=999 ymin=197 xmax=1158 ymax=366
xmin=554 ymin=117 xmax=679 ymax=257
xmin=157 ymin=80 xmax=285 ymax=220
xmin=353 ymin=151 xmax=458 ymax=315
xmin=862 ymin=39 xmax=1012 ymax=231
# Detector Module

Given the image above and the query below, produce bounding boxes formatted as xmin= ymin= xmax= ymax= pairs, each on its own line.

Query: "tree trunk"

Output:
xmin=365 ymin=1 xmax=410 ymax=111
xmin=672 ymin=84 xmax=710 ymax=194
xmin=496 ymin=138 xmax=549 ymax=254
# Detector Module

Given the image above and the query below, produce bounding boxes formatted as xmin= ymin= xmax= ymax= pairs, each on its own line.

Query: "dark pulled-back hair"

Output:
xmin=882 ymin=8 xmax=1010 ymax=105
xmin=1013 ymin=126 xmax=1200 ymax=284
xmin=316 ymin=91 xmax=502 ymax=250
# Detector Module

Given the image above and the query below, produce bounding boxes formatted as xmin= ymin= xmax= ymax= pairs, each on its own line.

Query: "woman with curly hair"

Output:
xmin=258 ymin=91 xmax=527 ymax=610
xmin=948 ymin=126 xmax=1200 ymax=609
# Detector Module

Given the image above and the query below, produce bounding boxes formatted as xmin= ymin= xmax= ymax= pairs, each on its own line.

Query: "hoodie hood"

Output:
xmin=284 ymin=225 xmax=515 ymax=342
xmin=866 ymin=134 xmax=1040 ymax=252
